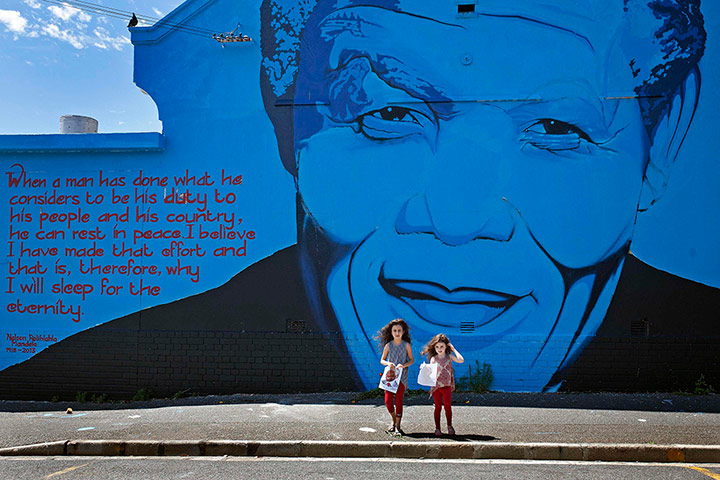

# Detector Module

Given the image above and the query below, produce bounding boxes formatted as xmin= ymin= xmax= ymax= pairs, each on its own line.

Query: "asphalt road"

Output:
xmin=2 ymin=457 xmax=720 ymax=480
xmin=1 ymin=400 xmax=719 ymax=449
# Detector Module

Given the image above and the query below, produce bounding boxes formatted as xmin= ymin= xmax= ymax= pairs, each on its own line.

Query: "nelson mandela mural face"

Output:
xmin=260 ymin=0 xmax=705 ymax=390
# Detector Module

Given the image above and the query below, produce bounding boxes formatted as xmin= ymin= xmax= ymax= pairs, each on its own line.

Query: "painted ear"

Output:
xmin=638 ymin=68 xmax=700 ymax=212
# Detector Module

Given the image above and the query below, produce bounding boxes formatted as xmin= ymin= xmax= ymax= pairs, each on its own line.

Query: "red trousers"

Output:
xmin=432 ymin=386 xmax=453 ymax=428
xmin=384 ymin=382 xmax=406 ymax=417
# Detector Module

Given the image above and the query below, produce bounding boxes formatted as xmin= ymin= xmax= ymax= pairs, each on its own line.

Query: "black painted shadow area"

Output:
xmin=402 ymin=432 xmax=497 ymax=442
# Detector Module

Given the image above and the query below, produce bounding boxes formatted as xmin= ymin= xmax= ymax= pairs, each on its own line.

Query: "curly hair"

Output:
xmin=375 ymin=318 xmax=411 ymax=348
xmin=421 ymin=333 xmax=454 ymax=361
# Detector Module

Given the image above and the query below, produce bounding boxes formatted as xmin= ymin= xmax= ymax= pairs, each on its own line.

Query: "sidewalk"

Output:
xmin=1 ymin=392 xmax=719 ymax=462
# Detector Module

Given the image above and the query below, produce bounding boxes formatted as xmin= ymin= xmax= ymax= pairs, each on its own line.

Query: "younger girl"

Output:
xmin=377 ymin=318 xmax=414 ymax=435
xmin=421 ymin=334 xmax=464 ymax=436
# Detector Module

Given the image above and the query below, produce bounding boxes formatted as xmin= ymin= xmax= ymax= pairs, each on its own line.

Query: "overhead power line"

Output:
xmin=38 ymin=0 xmax=220 ymax=38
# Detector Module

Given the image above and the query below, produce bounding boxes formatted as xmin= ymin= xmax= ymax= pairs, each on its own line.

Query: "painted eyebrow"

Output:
xmin=290 ymin=51 xmax=459 ymax=119
xmin=366 ymin=55 xmax=457 ymax=118
xmin=315 ymin=6 xmax=462 ymax=117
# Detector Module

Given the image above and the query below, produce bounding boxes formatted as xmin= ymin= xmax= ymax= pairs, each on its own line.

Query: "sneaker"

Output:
xmin=447 ymin=426 xmax=456 ymax=436
xmin=434 ymin=428 xmax=442 ymax=437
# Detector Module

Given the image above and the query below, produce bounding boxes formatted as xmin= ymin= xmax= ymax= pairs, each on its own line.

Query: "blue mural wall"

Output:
xmin=1 ymin=0 xmax=719 ymax=395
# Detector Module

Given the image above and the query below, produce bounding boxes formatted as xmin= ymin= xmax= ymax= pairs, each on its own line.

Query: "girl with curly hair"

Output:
xmin=376 ymin=318 xmax=414 ymax=434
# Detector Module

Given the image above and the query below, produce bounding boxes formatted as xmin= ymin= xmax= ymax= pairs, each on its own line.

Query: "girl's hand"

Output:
xmin=449 ymin=346 xmax=464 ymax=363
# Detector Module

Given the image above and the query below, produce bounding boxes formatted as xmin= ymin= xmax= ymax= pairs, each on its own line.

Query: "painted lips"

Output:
xmin=379 ymin=268 xmax=532 ymax=328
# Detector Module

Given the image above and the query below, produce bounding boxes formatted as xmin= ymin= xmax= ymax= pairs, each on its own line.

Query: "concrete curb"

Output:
xmin=1 ymin=441 xmax=719 ymax=462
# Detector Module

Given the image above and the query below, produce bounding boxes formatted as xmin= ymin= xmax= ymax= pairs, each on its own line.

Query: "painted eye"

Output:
xmin=521 ymin=118 xmax=596 ymax=152
xmin=534 ymin=119 xmax=593 ymax=143
xmin=356 ymin=106 xmax=435 ymax=141
xmin=368 ymin=106 xmax=414 ymax=122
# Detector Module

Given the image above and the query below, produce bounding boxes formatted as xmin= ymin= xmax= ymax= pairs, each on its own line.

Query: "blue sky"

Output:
xmin=0 ymin=0 xmax=183 ymax=134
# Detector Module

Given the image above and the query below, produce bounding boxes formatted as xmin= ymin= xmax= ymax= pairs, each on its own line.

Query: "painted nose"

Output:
xmin=395 ymin=106 xmax=518 ymax=246
xmin=396 ymin=193 xmax=515 ymax=246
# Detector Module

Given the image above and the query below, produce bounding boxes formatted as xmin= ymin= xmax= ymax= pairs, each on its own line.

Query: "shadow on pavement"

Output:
xmin=403 ymin=432 xmax=498 ymax=442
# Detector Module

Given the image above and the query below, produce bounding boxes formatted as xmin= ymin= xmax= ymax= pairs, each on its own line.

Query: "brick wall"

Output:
xmin=0 ymin=329 xmax=358 ymax=400
xmin=558 ymin=336 xmax=720 ymax=392
xmin=1 ymin=328 xmax=717 ymax=400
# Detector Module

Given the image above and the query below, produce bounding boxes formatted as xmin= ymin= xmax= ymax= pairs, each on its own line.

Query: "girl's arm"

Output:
xmin=400 ymin=343 xmax=414 ymax=368
xmin=449 ymin=343 xmax=464 ymax=363
xmin=380 ymin=343 xmax=395 ymax=368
